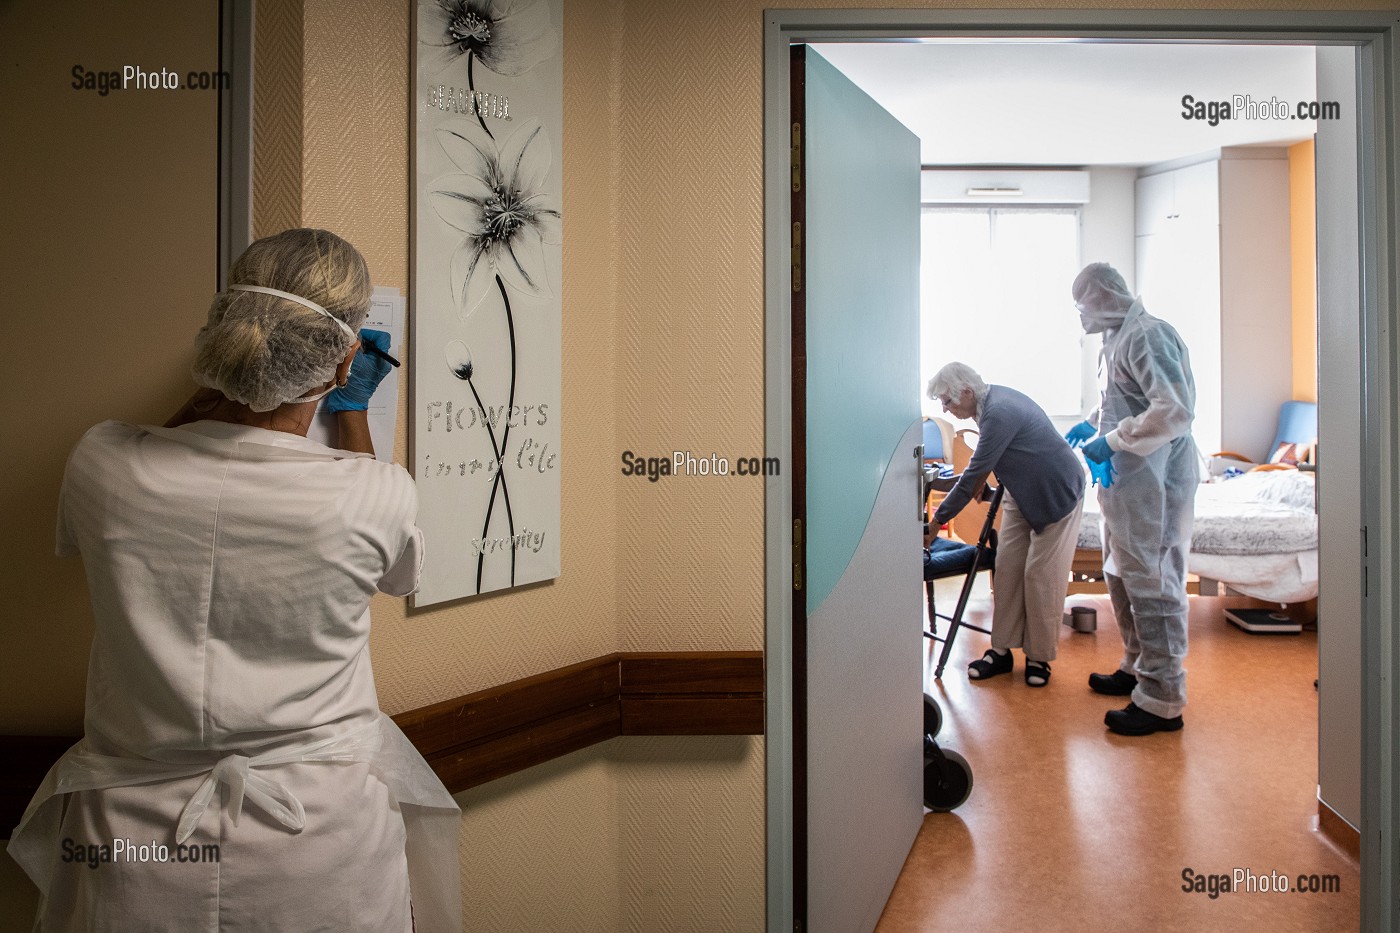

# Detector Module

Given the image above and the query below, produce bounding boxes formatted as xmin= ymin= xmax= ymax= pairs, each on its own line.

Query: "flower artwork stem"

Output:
xmin=464 ymin=372 xmax=514 ymax=594
xmin=479 ymin=274 xmax=519 ymax=586
xmin=467 ymin=53 xmax=494 ymax=141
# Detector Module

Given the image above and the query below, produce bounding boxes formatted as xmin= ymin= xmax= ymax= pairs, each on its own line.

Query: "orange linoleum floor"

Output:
xmin=876 ymin=581 xmax=1358 ymax=933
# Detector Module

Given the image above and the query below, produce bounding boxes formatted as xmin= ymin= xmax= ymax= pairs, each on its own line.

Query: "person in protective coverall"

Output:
xmin=1065 ymin=262 xmax=1199 ymax=736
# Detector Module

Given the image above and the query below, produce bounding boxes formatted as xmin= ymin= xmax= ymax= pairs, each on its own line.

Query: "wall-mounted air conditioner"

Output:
xmin=921 ymin=169 xmax=1091 ymax=204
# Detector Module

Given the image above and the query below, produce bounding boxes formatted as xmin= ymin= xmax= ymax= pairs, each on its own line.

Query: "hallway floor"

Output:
xmin=877 ymin=581 xmax=1358 ymax=932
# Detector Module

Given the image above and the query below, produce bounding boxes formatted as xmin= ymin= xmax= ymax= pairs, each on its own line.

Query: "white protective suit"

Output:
xmin=1091 ymin=299 xmax=1200 ymax=719
xmin=8 ymin=420 xmax=462 ymax=933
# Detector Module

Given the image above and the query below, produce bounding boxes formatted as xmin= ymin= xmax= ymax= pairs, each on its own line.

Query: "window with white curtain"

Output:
xmin=920 ymin=207 xmax=1083 ymax=421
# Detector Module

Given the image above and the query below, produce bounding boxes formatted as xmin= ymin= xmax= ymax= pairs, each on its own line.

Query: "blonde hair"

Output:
xmin=192 ymin=229 xmax=372 ymax=411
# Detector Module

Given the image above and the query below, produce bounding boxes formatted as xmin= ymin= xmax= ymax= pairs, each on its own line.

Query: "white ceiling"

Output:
xmin=811 ymin=41 xmax=1318 ymax=167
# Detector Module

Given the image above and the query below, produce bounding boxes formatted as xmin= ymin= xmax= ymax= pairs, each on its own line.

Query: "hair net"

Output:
xmin=1073 ymin=262 xmax=1136 ymax=333
xmin=928 ymin=361 xmax=988 ymax=403
xmin=192 ymin=229 xmax=372 ymax=412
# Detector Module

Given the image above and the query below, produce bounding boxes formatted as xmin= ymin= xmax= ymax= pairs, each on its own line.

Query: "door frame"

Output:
xmin=217 ymin=0 xmax=254 ymax=287
xmin=764 ymin=10 xmax=1400 ymax=932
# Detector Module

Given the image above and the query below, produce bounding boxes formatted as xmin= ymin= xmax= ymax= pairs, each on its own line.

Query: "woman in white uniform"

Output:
xmin=8 ymin=229 xmax=462 ymax=931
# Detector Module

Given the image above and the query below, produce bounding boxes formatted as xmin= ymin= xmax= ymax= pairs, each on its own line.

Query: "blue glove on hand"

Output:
xmin=1081 ymin=436 xmax=1114 ymax=464
xmin=1087 ymin=457 xmax=1116 ymax=489
xmin=1064 ymin=420 xmax=1096 ymax=448
xmin=325 ymin=329 xmax=394 ymax=413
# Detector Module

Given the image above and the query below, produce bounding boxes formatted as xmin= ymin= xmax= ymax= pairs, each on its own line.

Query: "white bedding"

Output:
xmin=1075 ymin=470 xmax=1318 ymax=603
xmin=1188 ymin=550 xmax=1319 ymax=605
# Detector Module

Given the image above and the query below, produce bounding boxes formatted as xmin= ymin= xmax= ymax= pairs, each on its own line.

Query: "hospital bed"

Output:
xmin=1070 ymin=468 xmax=1318 ymax=606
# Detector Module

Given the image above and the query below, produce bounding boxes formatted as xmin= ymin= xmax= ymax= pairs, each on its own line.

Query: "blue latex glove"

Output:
xmin=1064 ymin=420 xmax=1096 ymax=448
xmin=325 ymin=329 xmax=394 ymax=413
xmin=1088 ymin=457 xmax=1116 ymax=489
xmin=1081 ymin=436 xmax=1114 ymax=464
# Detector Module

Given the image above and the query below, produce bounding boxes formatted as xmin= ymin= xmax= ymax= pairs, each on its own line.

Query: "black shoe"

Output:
xmin=968 ymin=649 xmax=1012 ymax=680
xmin=1024 ymin=660 xmax=1051 ymax=687
xmin=1105 ymin=702 xmax=1184 ymax=736
xmin=1088 ymin=670 xmax=1137 ymax=696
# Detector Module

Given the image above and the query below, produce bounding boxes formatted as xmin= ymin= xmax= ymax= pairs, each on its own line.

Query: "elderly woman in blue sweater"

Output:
xmin=930 ymin=362 xmax=1086 ymax=687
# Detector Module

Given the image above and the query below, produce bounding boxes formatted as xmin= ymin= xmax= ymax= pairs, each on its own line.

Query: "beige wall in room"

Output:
xmin=454 ymin=744 xmax=621 ymax=932
xmin=295 ymin=0 xmax=622 ymax=713
xmin=1289 ymin=139 xmax=1318 ymax=403
xmin=0 ymin=0 xmax=219 ymax=734
xmin=286 ymin=0 xmax=772 ymax=927
xmin=253 ymin=0 xmax=303 ymax=236
xmin=0 ymin=0 xmax=219 ymax=916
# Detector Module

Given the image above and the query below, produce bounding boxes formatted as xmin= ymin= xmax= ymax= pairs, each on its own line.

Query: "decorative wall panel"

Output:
xmin=413 ymin=0 xmax=565 ymax=604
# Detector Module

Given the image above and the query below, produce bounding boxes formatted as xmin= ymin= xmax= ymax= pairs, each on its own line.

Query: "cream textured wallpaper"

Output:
xmin=0 ymin=0 xmax=221 ymax=733
xmin=0 ymin=0 xmax=221 ymax=917
xmin=290 ymin=1 xmax=770 ymax=926
xmin=455 ymin=744 xmax=621 ymax=932
xmin=614 ymin=736 xmax=766 ymax=931
xmin=298 ymin=0 xmax=620 ymax=714
xmin=294 ymin=2 xmax=635 ymax=931
xmin=252 ymin=0 xmax=302 ymax=238
xmin=612 ymin=1 xmax=767 ymax=657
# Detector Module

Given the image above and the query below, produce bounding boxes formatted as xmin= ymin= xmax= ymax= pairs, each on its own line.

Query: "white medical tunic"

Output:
xmin=8 ymin=420 xmax=461 ymax=933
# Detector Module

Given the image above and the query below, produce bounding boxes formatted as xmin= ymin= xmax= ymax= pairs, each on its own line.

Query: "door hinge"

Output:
xmin=791 ymin=221 xmax=802 ymax=293
xmin=792 ymin=518 xmax=804 ymax=591
xmin=791 ymin=121 xmax=802 ymax=192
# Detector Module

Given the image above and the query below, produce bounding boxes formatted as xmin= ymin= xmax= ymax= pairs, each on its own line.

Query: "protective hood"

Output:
xmin=1073 ymin=262 xmax=1136 ymax=334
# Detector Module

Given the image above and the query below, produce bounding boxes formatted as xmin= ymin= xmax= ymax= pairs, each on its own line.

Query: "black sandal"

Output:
xmin=968 ymin=649 xmax=1012 ymax=680
xmin=1025 ymin=660 xmax=1051 ymax=687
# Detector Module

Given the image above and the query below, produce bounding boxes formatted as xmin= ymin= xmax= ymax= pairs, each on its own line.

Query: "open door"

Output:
xmin=790 ymin=46 xmax=923 ymax=932
xmin=1313 ymin=42 xmax=1363 ymax=869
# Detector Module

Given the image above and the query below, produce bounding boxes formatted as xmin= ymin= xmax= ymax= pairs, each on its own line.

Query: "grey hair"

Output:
xmin=192 ymin=228 xmax=372 ymax=411
xmin=928 ymin=361 xmax=988 ymax=405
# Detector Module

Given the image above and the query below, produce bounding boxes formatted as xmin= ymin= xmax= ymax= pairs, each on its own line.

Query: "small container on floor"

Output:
xmin=1069 ymin=607 xmax=1097 ymax=633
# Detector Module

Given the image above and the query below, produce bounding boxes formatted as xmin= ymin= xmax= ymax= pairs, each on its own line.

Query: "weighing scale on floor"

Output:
xmin=1224 ymin=607 xmax=1303 ymax=634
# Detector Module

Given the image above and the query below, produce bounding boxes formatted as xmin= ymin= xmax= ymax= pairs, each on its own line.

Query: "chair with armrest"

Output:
xmin=1209 ymin=400 xmax=1319 ymax=474
xmin=1268 ymin=400 xmax=1318 ymax=465
xmin=922 ymin=416 xmax=955 ymax=515
xmin=948 ymin=428 xmax=1001 ymax=544
xmin=922 ymin=416 xmax=954 ymax=465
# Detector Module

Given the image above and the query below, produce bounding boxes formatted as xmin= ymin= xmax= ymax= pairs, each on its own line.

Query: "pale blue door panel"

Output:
xmin=804 ymin=48 xmax=922 ymax=615
xmin=801 ymin=47 xmax=923 ymax=933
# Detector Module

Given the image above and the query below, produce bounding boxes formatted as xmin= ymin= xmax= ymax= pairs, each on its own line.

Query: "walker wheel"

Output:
xmin=923 ymin=749 xmax=973 ymax=812
xmin=923 ymin=693 xmax=943 ymax=739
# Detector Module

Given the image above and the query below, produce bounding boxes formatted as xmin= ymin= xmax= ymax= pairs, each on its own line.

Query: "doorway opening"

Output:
xmin=765 ymin=12 xmax=1398 ymax=933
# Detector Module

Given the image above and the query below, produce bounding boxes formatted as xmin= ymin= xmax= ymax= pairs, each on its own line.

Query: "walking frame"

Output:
xmin=924 ymin=484 xmax=1004 ymax=680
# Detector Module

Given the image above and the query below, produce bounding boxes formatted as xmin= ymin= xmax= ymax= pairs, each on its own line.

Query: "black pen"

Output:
xmin=361 ymin=340 xmax=400 ymax=368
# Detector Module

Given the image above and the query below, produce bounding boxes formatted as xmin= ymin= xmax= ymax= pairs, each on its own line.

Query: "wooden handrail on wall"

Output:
xmin=1 ymin=651 xmax=764 ymax=829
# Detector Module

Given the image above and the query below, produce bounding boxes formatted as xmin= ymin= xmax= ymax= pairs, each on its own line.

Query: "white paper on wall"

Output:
xmin=308 ymin=286 xmax=405 ymax=462
xmin=411 ymin=0 xmax=564 ymax=605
